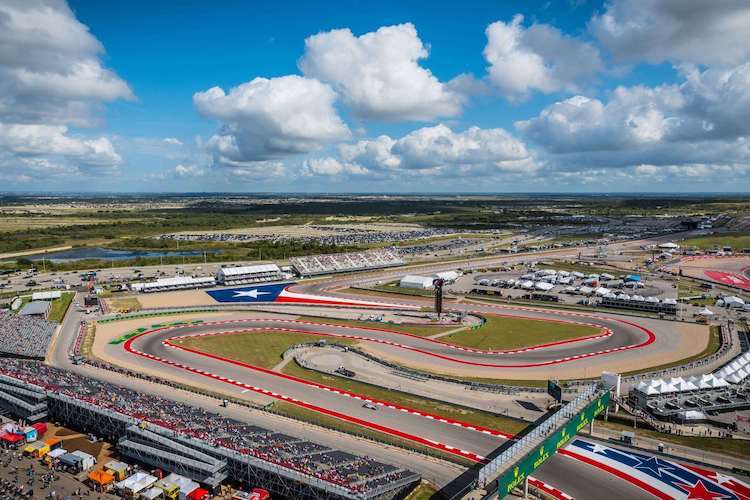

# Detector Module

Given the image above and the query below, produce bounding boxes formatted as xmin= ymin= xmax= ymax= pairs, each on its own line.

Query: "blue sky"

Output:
xmin=1 ymin=0 xmax=749 ymax=192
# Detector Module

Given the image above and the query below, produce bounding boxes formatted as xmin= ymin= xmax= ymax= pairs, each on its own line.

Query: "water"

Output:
xmin=26 ymin=247 xmax=210 ymax=262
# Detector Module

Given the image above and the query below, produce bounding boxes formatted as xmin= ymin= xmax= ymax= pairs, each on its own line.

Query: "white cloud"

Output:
xmin=0 ymin=0 xmax=131 ymax=180
xmin=392 ymin=124 xmax=529 ymax=169
xmin=163 ymin=137 xmax=183 ymax=145
xmin=301 ymin=157 xmax=370 ymax=177
xmin=304 ymin=124 xmax=532 ymax=180
xmin=516 ymin=64 xmax=750 ymax=179
xmin=517 ymin=63 xmax=750 ymax=156
xmin=299 ymin=23 xmax=463 ymax=121
xmin=0 ymin=123 xmax=121 ymax=167
xmin=590 ymin=0 xmax=750 ymax=65
xmin=339 ymin=136 xmax=401 ymax=171
xmin=484 ymin=15 xmax=603 ymax=100
xmin=194 ymin=75 xmax=350 ymax=166
xmin=0 ymin=0 xmax=134 ymax=125
xmin=174 ymin=164 xmax=204 ymax=178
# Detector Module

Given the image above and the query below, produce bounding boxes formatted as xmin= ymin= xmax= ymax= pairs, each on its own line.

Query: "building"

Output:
xmin=31 ymin=291 xmax=62 ymax=301
xmin=434 ymin=270 xmax=460 ymax=283
xmin=399 ymin=275 xmax=434 ymax=290
xmin=130 ymin=276 xmax=216 ymax=293
xmin=216 ymin=264 xmax=282 ymax=285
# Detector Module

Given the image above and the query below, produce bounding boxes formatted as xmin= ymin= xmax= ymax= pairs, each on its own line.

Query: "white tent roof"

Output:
xmin=698 ymin=307 xmax=715 ymax=316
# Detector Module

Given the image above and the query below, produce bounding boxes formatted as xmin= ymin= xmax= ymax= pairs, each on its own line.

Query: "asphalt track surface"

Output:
xmin=60 ymin=240 xmax=704 ymax=498
xmin=116 ymin=317 xmax=656 ymax=499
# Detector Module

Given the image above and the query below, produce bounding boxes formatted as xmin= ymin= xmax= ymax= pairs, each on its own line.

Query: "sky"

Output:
xmin=1 ymin=0 xmax=749 ymax=193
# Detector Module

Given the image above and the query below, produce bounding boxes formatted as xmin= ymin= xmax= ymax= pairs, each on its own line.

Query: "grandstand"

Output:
xmin=600 ymin=295 xmax=677 ymax=315
xmin=131 ymin=276 xmax=216 ymax=293
xmin=632 ymin=351 xmax=750 ymax=419
xmin=0 ymin=310 xmax=56 ymax=359
xmin=216 ymin=264 xmax=282 ymax=285
xmin=291 ymin=249 xmax=405 ymax=277
xmin=0 ymin=359 xmax=419 ymax=499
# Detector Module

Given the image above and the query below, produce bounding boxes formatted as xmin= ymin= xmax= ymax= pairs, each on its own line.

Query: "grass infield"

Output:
xmin=440 ymin=315 xmax=600 ymax=351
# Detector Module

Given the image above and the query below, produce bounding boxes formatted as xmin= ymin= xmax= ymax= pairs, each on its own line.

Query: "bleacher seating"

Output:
xmin=0 ymin=358 xmax=418 ymax=495
xmin=291 ymin=249 xmax=404 ymax=276
xmin=0 ymin=310 xmax=56 ymax=358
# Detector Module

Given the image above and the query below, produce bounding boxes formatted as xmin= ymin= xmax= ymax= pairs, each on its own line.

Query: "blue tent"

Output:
xmin=625 ymin=274 xmax=641 ymax=282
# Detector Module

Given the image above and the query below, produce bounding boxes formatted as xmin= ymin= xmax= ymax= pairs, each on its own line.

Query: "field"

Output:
xmin=107 ymin=297 xmax=142 ymax=313
xmin=0 ymin=216 xmax=124 ymax=233
xmin=440 ymin=315 xmax=600 ymax=351
xmin=47 ymin=292 xmax=74 ymax=322
xmin=174 ymin=330 xmax=528 ymax=436
xmin=294 ymin=316 xmax=458 ymax=337
xmin=681 ymin=233 xmax=750 ymax=250
xmin=172 ymin=330 xmax=358 ymax=369
xmin=282 ymin=361 xmax=526 ymax=434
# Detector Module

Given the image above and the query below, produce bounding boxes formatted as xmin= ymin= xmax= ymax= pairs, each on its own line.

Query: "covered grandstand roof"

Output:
xmin=32 ymin=291 xmax=61 ymax=301
xmin=131 ymin=276 xmax=215 ymax=293
xmin=19 ymin=301 xmax=50 ymax=316
xmin=218 ymin=263 xmax=281 ymax=277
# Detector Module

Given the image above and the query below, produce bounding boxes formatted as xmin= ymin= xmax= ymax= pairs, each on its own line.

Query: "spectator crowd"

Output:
xmin=0 ymin=311 xmax=55 ymax=359
xmin=0 ymin=359 xmax=417 ymax=495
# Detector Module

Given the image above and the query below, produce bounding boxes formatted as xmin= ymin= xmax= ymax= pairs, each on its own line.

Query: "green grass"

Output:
xmin=173 ymin=330 xmax=357 ymax=369
xmin=405 ymin=482 xmax=445 ymax=500
xmin=282 ymin=361 xmax=527 ymax=435
xmin=621 ymin=325 xmax=721 ymax=376
xmin=270 ymin=402 xmax=474 ymax=467
xmin=682 ymin=233 xmax=750 ymax=251
xmin=47 ymin=292 xmax=74 ymax=322
xmin=295 ymin=315 xmax=458 ymax=337
xmin=595 ymin=420 xmax=750 ymax=461
xmin=441 ymin=315 xmax=600 ymax=351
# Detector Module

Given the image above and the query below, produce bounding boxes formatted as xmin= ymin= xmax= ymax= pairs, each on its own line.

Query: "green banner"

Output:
xmin=498 ymin=391 xmax=610 ymax=498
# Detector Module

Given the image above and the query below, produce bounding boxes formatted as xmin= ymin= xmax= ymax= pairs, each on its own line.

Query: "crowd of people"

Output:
xmin=0 ymin=311 xmax=56 ymax=359
xmin=0 ymin=359 xmax=417 ymax=495
xmin=291 ymin=248 xmax=404 ymax=276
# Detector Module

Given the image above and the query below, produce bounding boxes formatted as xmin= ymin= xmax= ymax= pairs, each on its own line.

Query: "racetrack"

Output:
xmin=48 ymin=237 xmax=744 ymax=498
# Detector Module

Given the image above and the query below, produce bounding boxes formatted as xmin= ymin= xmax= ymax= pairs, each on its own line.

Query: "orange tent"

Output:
xmin=88 ymin=469 xmax=114 ymax=488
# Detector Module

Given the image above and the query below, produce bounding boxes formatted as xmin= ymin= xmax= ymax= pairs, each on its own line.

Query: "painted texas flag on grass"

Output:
xmin=206 ymin=282 xmax=415 ymax=309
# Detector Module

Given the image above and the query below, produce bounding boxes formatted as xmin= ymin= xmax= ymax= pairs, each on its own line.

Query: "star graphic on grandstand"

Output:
xmin=590 ymin=443 xmax=609 ymax=454
xmin=674 ymin=480 xmax=731 ymax=500
xmin=233 ymin=289 xmax=271 ymax=299
xmin=634 ymin=456 xmax=674 ymax=477
xmin=710 ymin=473 xmax=733 ymax=485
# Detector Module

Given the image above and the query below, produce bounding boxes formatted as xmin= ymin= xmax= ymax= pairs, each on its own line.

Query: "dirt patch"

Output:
xmin=135 ymin=289 xmax=218 ymax=308
xmin=54 ymin=427 xmax=80 ymax=437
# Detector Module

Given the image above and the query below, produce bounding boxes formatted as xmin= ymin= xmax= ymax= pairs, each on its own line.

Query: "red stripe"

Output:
xmin=160 ymin=333 xmax=513 ymax=438
xmin=558 ymin=449 xmax=672 ymax=500
xmin=124 ymin=333 xmax=489 ymax=460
